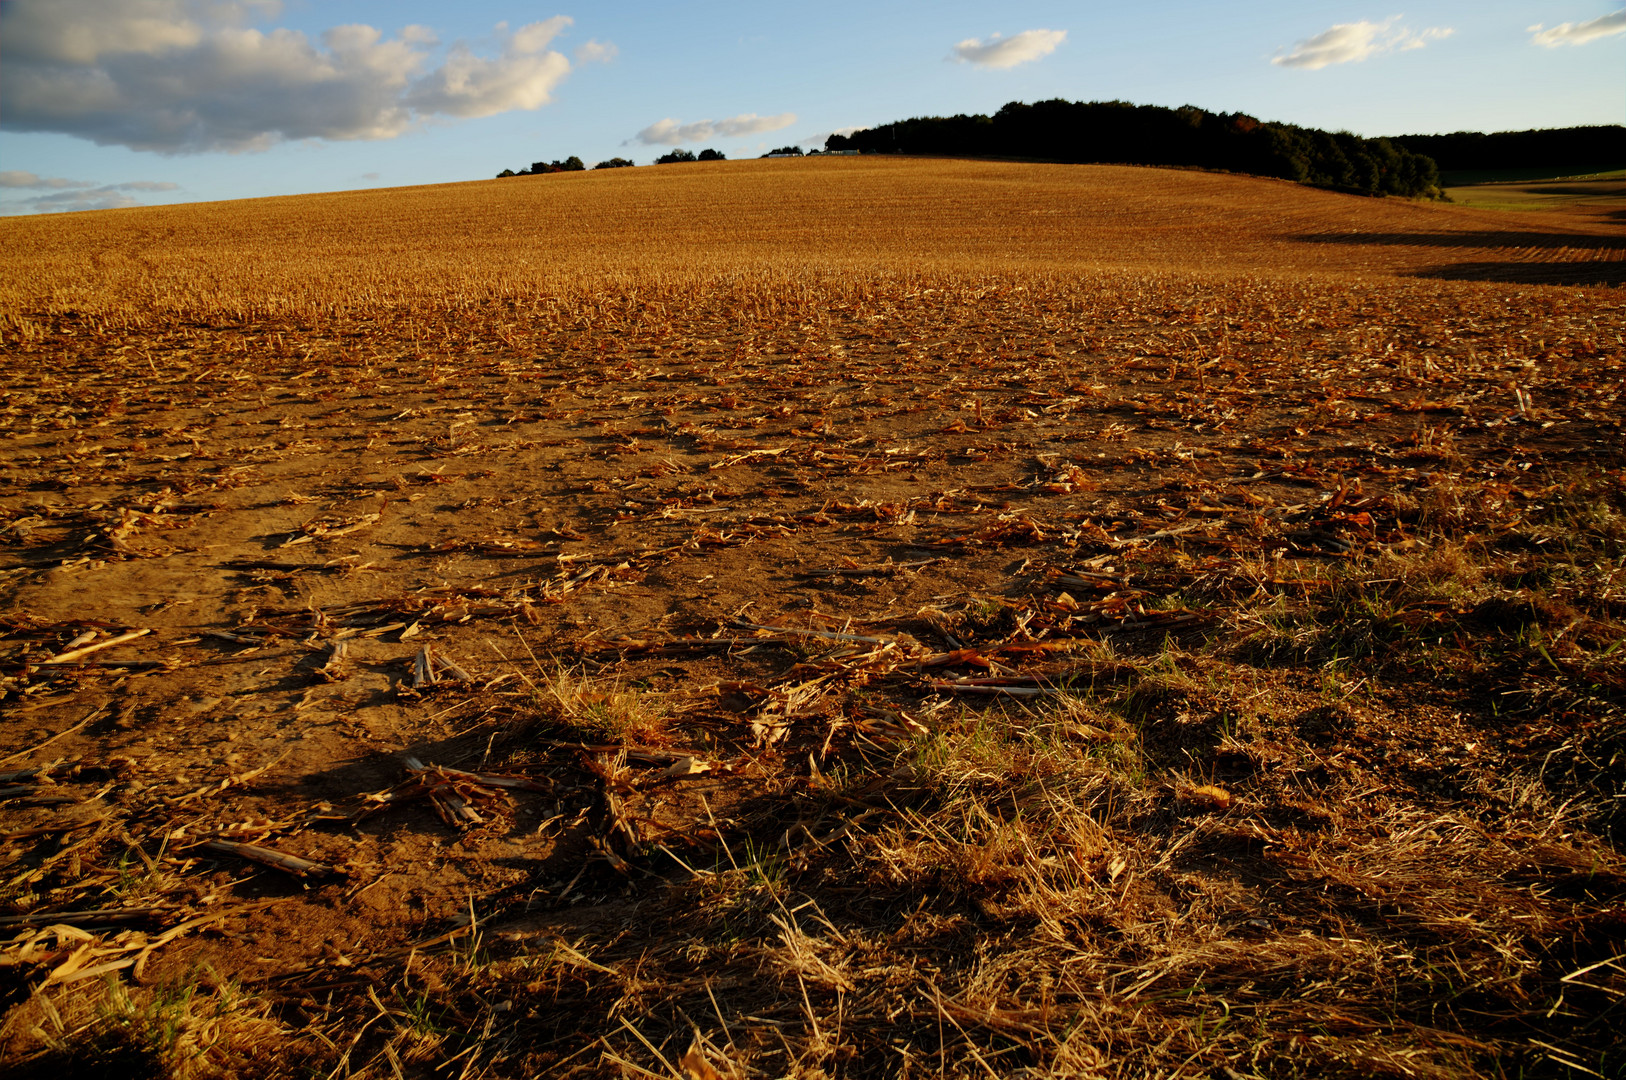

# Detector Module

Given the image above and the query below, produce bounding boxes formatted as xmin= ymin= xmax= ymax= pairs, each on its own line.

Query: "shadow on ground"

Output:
xmin=1413 ymin=260 xmax=1625 ymax=286
xmin=1296 ymin=229 xmax=1621 ymax=251
xmin=1294 ymin=230 xmax=1626 ymax=286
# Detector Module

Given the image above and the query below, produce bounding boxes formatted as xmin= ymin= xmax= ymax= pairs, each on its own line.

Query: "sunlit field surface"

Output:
xmin=1 ymin=158 xmax=1622 ymax=1078
xmin=5 ymin=157 xmax=1622 ymax=323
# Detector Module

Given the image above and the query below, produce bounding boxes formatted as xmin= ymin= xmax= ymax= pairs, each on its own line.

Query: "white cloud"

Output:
xmin=1272 ymin=18 xmax=1453 ymax=69
xmin=0 ymin=175 xmax=182 ymax=214
xmin=951 ymin=29 xmax=1066 ymax=69
xmin=1530 ymin=8 xmax=1626 ymax=47
xmin=715 ymin=113 xmax=797 ymax=138
xmin=407 ymin=18 xmax=571 ymax=118
xmin=0 ymin=170 xmax=96 ymax=189
xmin=0 ymin=1 xmax=581 ymax=153
xmin=575 ymin=39 xmax=618 ymax=64
xmin=0 ymin=192 xmax=143 ymax=215
xmin=633 ymin=112 xmax=797 ymax=146
xmin=510 ymin=17 xmax=570 ymax=54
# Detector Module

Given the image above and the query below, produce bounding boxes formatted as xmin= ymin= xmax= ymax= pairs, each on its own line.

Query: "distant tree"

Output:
xmin=655 ymin=149 xmax=698 ymax=164
xmin=594 ymin=157 xmax=636 ymax=169
xmin=697 ymin=148 xmax=726 ymax=161
xmin=496 ymin=168 xmax=517 ymax=178
xmin=763 ymin=146 xmax=804 ymax=157
xmin=824 ymin=133 xmax=852 ymax=152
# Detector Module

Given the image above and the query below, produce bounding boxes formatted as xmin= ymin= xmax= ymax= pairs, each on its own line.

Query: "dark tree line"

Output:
xmin=825 ymin=99 xmax=1441 ymax=198
xmin=654 ymin=148 xmax=726 ymax=163
xmin=496 ymin=156 xmax=637 ymax=177
xmin=1387 ymin=126 xmax=1625 ymax=172
xmin=500 ymin=156 xmax=585 ymax=176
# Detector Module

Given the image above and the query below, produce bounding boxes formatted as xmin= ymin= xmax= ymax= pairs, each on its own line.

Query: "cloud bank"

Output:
xmin=1 ymin=171 xmax=95 ymax=190
xmin=0 ymin=1 xmax=594 ymax=153
xmin=1273 ymin=18 xmax=1452 ymax=69
xmin=0 ymin=171 xmax=181 ymax=215
xmin=633 ymin=112 xmax=797 ymax=146
xmin=1529 ymin=8 xmax=1626 ymax=47
xmin=951 ymin=29 xmax=1066 ymax=69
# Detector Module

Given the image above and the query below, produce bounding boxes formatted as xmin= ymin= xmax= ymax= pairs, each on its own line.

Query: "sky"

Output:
xmin=1 ymin=0 xmax=1622 ymax=215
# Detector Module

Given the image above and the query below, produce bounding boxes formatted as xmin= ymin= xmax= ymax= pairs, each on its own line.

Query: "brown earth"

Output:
xmin=0 ymin=159 xmax=1623 ymax=1078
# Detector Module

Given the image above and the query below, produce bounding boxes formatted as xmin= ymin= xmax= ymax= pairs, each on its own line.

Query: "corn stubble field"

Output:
xmin=0 ymin=157 xmax=1623 ymax=1078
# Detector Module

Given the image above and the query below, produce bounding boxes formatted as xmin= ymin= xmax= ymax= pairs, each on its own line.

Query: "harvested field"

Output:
xmin=0 ymin=158 xmax=1622 ymax=1078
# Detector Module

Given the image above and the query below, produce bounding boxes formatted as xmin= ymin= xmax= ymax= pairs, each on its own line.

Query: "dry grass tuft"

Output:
xmin=538 ymin=666 xmax=671 ymax=744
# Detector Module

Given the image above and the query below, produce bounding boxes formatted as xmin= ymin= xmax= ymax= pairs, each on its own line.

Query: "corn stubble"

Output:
xmin=0 ymin=159 xmax=1622 ymax=1078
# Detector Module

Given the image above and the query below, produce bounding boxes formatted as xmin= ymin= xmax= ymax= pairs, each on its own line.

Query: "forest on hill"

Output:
xmin=824 ymin=99 xmax=1442 ymax=197
xmin=1388 ymin=125 xmax=1625 ymax=173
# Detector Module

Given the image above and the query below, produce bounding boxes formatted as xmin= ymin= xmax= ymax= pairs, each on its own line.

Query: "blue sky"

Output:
xmin=1 ymin=0 xmax=1621 ymax=215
